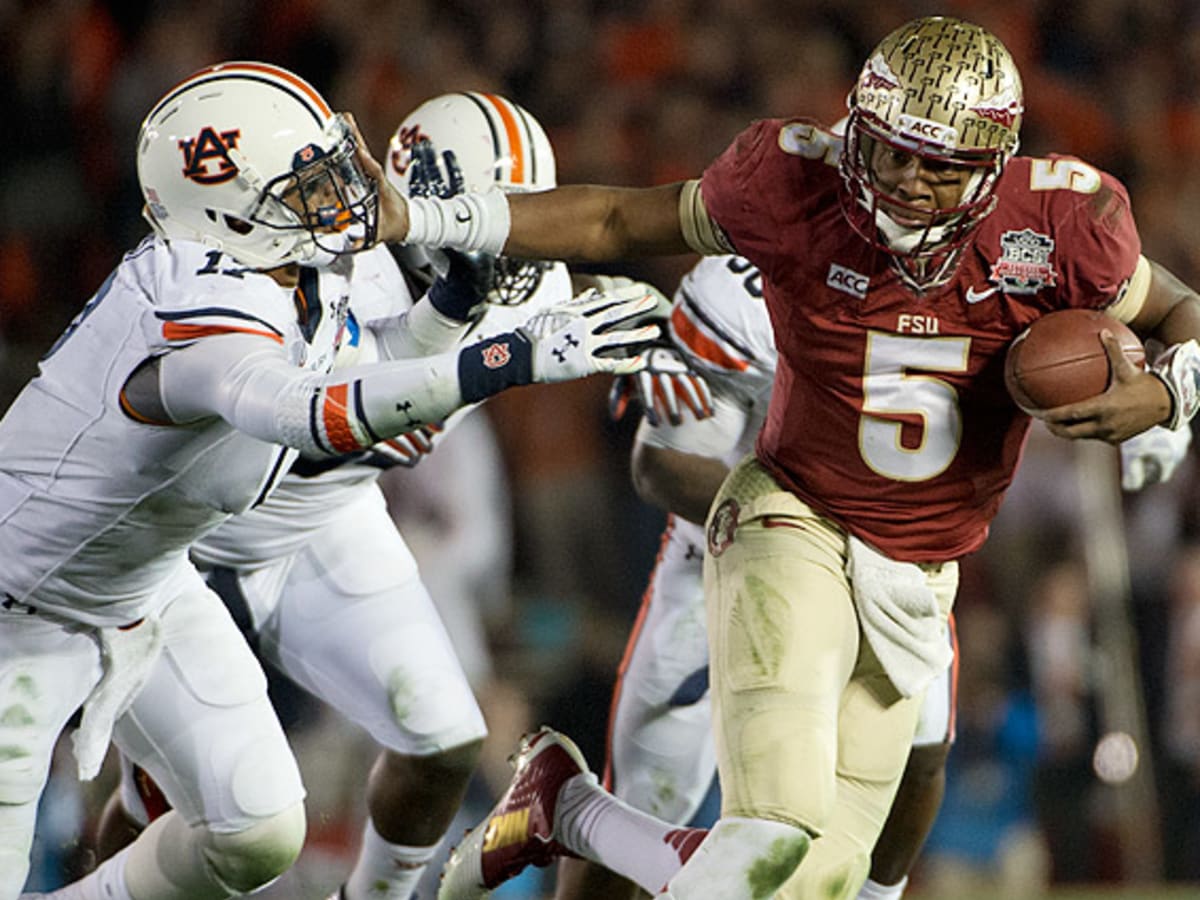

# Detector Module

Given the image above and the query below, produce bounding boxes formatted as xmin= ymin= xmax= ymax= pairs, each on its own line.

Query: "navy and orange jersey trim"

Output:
xmin=155 ymin=307 xmax=285 ymax=345
xmin=672 ymin=300 xmax=748 ymax=373
xmin=146 ymin=61 xmax=331 ymax=129
xmin=293 ymin=267 xmax=324 ymax=342
xmin=118 ymin=387 xmax=173 ymax=426
xmin=460 ymin=92 xmax=542 ymax=188
xmin=602 ymin=518 xmax=679 ymax=793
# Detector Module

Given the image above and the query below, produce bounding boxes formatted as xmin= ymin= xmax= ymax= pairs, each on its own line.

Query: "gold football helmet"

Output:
xmin=839 ymin=17 xmax=1024 ymax=290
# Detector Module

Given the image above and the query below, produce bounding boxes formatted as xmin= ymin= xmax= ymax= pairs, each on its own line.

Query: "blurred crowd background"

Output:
xmin=7 ymin=0 xmax=1200 ymax=896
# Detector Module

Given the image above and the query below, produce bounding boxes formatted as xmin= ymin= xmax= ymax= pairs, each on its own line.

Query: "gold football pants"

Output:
xmin=703 ymin=454 xmax=957 ymax=900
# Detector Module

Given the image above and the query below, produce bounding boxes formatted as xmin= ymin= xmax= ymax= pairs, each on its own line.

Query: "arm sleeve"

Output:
xmin=156 ymin=333 xmax=465 ymax=456
xmin=363 ymin=301 xmax=474 ymax=361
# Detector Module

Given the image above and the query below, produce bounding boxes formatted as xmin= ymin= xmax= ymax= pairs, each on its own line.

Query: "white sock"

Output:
xmin=343 ymin=819 xmax=437 ymax=900
xmin=33 ymin=847 xmax=134 ymax=900
xmin=856 ymin=875 xmax=908 ymax=899
xmin=555 ymin=773 xmax=705 ymax=894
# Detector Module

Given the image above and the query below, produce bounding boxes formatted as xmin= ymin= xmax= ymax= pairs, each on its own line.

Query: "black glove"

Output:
xmin=427 ymin=250 xmax=495 ymax=323
xmin=407 ymin=138 xmax=465 ymax=199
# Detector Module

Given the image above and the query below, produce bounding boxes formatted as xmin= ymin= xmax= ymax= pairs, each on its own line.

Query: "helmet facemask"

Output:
xmin=250 ymin=116 xmax=379 ymax=267
xmin=490 ymin=255 xmax=551 ymax=306
xmin=840 ymin=112 xmax=1004 ymax=291
xmin=838 ymin=16 xmax=1023 ymax=292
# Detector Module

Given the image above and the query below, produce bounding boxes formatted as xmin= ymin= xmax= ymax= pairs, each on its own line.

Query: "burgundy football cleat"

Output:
xmin=437 ymin=727 xmax=590 ymax=899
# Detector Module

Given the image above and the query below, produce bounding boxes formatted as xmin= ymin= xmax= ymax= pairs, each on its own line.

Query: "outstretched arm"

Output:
xmin=353 ymin=114 xmax=697 ymax=262
xmin=504 ymin=184 xmax=693 ymax=261
xmin=127 ymin=289 xmax=659 ymax=457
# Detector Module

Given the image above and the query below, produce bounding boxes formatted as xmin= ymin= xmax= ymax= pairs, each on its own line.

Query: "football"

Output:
xmin=1004 ymin=308 xmax=1146 ymax=414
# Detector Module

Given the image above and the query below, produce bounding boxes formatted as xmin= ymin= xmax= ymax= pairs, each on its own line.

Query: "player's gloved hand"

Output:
xmin=427 ymin=249 xmax=495 ymax=323
xmin=586 ymin=275 xmax=674 ymax=323
xmin=608 ymin=346 xmax=714 ymax=426
xmin=366 ymin=423 xmax=444 ymax=468
xmin=520 ymin=287 xmax=661 ymax=383
xmin=456 ymin=285 xmax=660 ymax=402
xmin=406 ymin=138 xmax=464 ymax=200
xmin=1120 ymin=423 xmax=1192 ymax=490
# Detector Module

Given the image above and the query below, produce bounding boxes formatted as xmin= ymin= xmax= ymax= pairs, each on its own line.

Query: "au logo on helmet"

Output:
xmin=388 ymin=124 xmax=428 ymax=180
xmin=178 ymin=127 xmax=241 ymax=185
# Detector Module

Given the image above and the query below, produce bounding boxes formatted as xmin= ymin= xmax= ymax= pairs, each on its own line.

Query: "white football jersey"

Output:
xmin=669 ymin=255 xmax=777 ymax=422
xmin=192 ymin=256 xmax=572 ymax=570
xmin=641 ymin=254 xmax=776 ymax=550
xmin=0 ymin=235 xmax=350 ymax=626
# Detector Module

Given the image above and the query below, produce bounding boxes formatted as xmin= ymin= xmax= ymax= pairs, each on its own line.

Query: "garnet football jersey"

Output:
xmin=700 ymin=118 xmax=1141 ymax=562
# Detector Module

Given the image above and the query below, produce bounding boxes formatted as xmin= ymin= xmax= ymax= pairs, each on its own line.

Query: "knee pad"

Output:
xmin=777 ymin=847 xmax=870 ymax=900
xmin=202 ymin=802 xmax=306 ymax=893
xmin=662 ymin=816 xmax=810 ymax=900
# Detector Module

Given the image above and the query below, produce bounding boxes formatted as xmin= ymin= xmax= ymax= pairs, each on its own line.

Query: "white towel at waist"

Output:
xmin=70 ymin=613 xmax=164 ymax=780
xmin=845 ymin=536 xmax=951 ymax=698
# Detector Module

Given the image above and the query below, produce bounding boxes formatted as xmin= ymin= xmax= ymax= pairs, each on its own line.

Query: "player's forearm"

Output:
xmin=158 ymin=334 xmax=515 ymax=457
xmin=632 ymin=442 xmax=730 ymax=525
xmin=505 ymin=184 xmax=692 ymax=261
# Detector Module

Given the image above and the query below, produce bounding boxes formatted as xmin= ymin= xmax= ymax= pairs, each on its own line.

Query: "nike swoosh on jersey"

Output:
xmin=455 ymin=210 xmax=471 ymax=223
xmin=965 ymin=285 xmax=999 ymax=303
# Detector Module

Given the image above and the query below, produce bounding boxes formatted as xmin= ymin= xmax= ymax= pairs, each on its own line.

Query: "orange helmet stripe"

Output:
xmin=148 ymin=61 xmax=332 ymax=125
xmin=481 ymin=93 xmax=526 ymax=186
xmin=214 ymin=62 xmax=333 ymax=117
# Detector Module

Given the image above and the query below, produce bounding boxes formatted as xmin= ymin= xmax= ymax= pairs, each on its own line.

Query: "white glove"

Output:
xmin=519 ymin=286 xmax=660 ymax=383
xmin=588 ymin=275 xmax=674 ymax=321
xmin=1120 ymin=424 xmax=1193 ymax=490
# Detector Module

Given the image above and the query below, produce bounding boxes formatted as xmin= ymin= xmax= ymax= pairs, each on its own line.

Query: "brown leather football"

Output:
xmin=1004 ymin=308 xmax=1145 ymax=414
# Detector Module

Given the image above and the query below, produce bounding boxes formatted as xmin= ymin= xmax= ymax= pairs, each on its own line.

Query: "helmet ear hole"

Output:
xmin=202 ymin=209 xmax=254 ymax=235
xmin=223 ymin=215 xmax=253 ymax=235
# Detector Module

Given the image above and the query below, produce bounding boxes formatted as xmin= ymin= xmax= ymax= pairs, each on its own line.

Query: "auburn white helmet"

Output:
xmin=839 ymin=17 xmax=1023 ymax=289
xmin=387 ymin=92 xmax=556 ymax=304
xmin=137 ymin=62 xmax=378 ymax=270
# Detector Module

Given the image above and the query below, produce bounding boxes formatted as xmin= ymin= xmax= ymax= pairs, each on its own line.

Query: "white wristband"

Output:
xmin=403 ymin=188 xmax=511 ymax=256
xmin=1151 ymin=339 xmax=1200 ymax=429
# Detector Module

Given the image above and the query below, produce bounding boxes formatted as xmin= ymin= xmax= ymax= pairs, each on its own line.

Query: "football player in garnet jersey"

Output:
xmin=553 ymin=260 xmax=1190 ymax=900
xmin=364 ymin=15 xmax=1200 ymax=900
xmin=0 ymin=65 xmax=659 ymax=900
xmin=554 ymin=254 xmax=958 ymax=900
